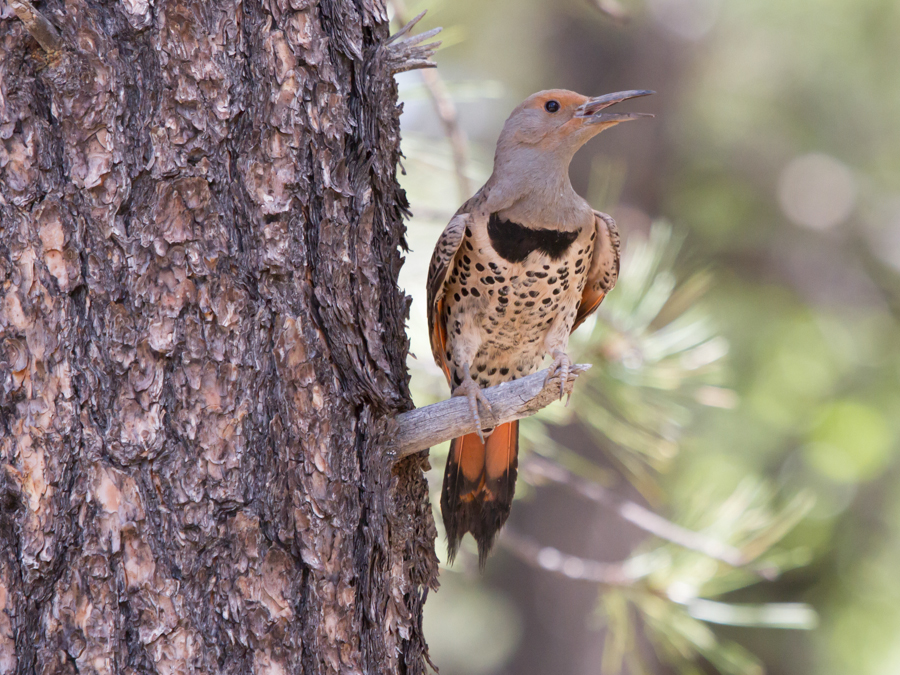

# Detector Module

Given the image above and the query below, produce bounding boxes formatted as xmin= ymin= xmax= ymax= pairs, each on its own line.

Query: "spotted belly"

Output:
xmin=442 ymin=234 xmax=593 ymax=390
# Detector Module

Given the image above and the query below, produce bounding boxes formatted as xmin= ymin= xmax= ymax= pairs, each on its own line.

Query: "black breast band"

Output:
xmin=487 ymin=213 xmax=579 ymax=263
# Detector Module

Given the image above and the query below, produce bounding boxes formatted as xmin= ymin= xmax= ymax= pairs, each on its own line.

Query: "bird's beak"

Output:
xmin=576 ymin=90 xmax=655 ymax=125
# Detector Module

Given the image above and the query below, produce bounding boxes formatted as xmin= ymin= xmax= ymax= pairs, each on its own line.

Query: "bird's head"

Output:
xmin=495 ymin=89 xmax=654 ymax=164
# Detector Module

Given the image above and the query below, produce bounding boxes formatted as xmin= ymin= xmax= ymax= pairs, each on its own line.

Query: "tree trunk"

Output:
xmin=0 ymin=1 xmax=438 ymax=673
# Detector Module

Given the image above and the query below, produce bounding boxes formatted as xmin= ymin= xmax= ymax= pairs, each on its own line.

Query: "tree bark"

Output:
xmin=0 ymin=1 xmax=438 ymax=673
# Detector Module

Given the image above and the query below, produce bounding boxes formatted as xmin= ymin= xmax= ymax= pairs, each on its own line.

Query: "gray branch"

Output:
xmin=389 ymin=364 xmax=591 ymax=460
xmin=523 ymin=456 xmax=750 ymax=567
xmin=501 ymin=529 xmax=638 ymax=585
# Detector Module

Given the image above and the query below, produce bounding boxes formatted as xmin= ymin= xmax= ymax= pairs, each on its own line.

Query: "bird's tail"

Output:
xmin=441 ymin=421 xmax=519 ymax=566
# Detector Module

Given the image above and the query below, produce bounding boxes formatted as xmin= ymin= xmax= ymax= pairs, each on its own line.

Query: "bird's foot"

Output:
xmin=452 ymin=377 xmax=493 ymax=443
xmin=545 ymin=350 xmax=574 ymax=401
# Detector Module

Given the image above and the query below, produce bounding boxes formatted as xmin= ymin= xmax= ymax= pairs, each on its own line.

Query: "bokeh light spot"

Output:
xmin=423 ymin=574 xmax=522 ymax=674
xmin=804 ymin=401 xmax=893 ymax=483
xmin=778 ymin=153 xmax=857 ymax=230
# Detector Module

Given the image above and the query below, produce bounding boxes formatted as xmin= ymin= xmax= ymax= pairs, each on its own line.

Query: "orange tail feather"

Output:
xmin=441 ymin=421 xmax=519 ymax=566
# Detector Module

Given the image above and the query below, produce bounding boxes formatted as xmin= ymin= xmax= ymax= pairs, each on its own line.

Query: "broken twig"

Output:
xmin=10 ymin=0 xmax=62 ymax=53
xmin=385 ymin=11 xmax=442 ymax=74
xmin=390 ymin=0 xmax=472 ymax=200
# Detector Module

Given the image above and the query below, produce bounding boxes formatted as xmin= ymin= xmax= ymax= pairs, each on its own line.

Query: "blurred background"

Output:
xmin=392 ymin=0 xmax=900 ymax=673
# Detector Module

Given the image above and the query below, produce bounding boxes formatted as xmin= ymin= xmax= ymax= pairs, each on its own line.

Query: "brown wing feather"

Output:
xmin=572 ymin=210 xmax=621 ymax=332
xmin=427 ymin=213 xmax=471 ymax=383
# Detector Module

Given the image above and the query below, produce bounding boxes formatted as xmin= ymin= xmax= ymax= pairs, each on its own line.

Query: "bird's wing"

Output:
xmin=572 ymin=210 xmax=621 ymax=332
xmin=427 ymin=212 xmax=472 ymax=383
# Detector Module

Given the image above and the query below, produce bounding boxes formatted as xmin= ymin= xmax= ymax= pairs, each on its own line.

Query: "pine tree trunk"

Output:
xmin=0 ymin=1 xmax=438 ymax=673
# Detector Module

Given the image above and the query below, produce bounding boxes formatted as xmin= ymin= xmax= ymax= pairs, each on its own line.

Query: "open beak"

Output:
xmin=576 ymin=89 xmax=655 ymax=125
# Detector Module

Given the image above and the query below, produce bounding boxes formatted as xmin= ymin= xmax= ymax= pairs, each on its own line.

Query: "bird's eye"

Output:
xmin=544 ymin=100 xmax=560 ymax=113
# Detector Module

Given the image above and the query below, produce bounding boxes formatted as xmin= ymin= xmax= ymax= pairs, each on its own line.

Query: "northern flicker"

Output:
xmin=426 ymin=89 xmax=653 ymax=564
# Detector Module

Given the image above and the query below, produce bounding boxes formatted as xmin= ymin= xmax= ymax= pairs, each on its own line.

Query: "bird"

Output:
xmin=426 ymin=88 xmax=653 ymax=565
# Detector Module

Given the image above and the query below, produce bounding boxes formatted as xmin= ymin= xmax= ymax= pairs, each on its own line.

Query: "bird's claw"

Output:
xmin=545 ymin=351 xmax=574 ymax=401
xmin=453 ymin=377 xmax=493 ymax=443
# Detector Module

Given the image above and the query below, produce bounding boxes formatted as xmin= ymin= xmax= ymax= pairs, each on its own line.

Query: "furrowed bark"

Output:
xmin=0 ymin=1 xmax=438 ymax=673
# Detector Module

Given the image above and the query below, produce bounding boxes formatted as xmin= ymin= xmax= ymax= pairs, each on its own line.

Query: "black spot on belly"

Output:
xmin=488 ymin=213 xmax=579 ymax=263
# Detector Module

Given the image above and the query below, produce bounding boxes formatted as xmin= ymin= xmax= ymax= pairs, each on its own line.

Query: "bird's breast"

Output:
xmin=441 ymin=220 xmax=594 ymax=388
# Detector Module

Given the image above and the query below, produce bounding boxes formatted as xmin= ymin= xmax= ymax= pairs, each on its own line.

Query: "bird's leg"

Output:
xmin=543 ymin=320 xmax=575 ymax=401
xmin=452 ymin=363 xmax=493 ymax=443
xmin=544 ymin=350 xmax=574 ymax=401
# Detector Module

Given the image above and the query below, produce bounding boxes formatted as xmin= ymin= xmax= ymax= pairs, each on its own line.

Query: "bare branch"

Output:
xmin=416 ymin=68 xmax=473 ymax=201
xmin=389 ymin=365 xmax=591 ymax=460
xmin=523 ymin=456 xmax=748 ymax=567
xmin=389 ymin=0 xmax=472 ymax=201
xmin=501 ymin=529 xmax=637 ymax=584
xmin=10 ymin=0 xmax=63 ymax=53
